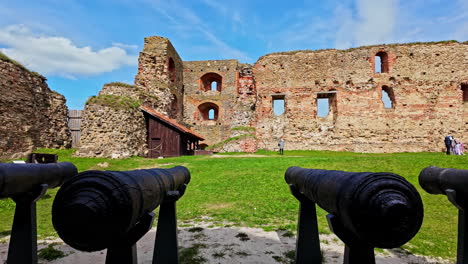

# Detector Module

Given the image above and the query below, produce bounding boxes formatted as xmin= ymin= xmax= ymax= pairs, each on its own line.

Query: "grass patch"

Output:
xmin=235 ymin=232 xmax=250 ymax=241
xmin=211 ymin=251 xmax=225 ymax=258
xmin=230 ymin=126 xmax=256 ymax=132
xmin=105 ymin=82 xmax=135 ymax=88
xmin=38 ymin=243 xmax=66 ymax=261
xmin=85 ymin=95 xmax=141 ymax=110
xmin=188 ymin=227 xmax=204 ymax=233
xmin=0 ymin=51 xmax=45 ymax=79
xmin=0 ymin=148 xmax=466 ymax=261
xmin=179 ymin=243 xmax=207 ymax=264
xmin=206 ymin=134 xmax=256 ymax=150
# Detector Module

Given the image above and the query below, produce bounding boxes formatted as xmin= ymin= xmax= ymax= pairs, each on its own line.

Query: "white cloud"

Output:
xmin=333 ymin=0 xmax=399 ymax=49
xmin=354 ymin=0 xmax=398 ymax=46
xmin=334 ymin=4 xmax=356 ymax=49
xmin=0 ymin=25 xmax=138 ymax=78
xmin=452 ymin=21 xmax=468 ymax=40
xmin=112 ymin=42 xmax=138 ymax=50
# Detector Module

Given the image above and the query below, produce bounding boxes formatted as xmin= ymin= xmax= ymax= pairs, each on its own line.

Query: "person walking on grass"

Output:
xmin=278 ymin=138 xmax=285 ymax=155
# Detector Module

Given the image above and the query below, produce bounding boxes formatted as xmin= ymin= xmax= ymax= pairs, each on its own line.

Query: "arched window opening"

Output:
xmin=462 ymin=83 xmax=468 ymax=102
xmin=211 ymin=81 xmax=218 ymax=91
xmin=168 ymin=58 xmax=176 ymax=83
xmin=208 ymin=109 xmax=215 ymax=119
xmin=198 ymin=102 xmax=219 ymax=121
xmin=375 ymin=51 xmax=389 ymax=73
xmin=382 ymin=86 xmax=396 ymax=109
xmin=201 ymin=73 xmax=222 ymax=92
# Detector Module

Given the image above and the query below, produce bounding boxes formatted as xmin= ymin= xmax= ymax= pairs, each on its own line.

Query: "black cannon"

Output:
xmin=0 ymin=162 xmax=78 ymax=264
xmin=419 ymin=166 xmax=468 ymax=263
xmin=285 ymin=167 xmax=424 ymax=264
xmin=52 ymin=166 xmax=190 ymax=264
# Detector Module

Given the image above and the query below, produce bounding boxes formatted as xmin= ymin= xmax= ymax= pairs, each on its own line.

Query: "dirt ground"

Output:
xmin=0 ymin=221 xmax=450 ymax=264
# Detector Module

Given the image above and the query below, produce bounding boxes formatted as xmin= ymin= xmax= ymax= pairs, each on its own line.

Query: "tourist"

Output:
xmin=454 ymin=140 xmax=461 ymax=155
xmin=445 ymin=135 xmax=453 ymax=155
xmin=278 ymin=138 xmax=285 ymax=155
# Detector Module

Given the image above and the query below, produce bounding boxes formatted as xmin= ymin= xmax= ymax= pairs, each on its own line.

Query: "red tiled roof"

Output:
xmin=140 ymin=106 xmax=205 ymax=140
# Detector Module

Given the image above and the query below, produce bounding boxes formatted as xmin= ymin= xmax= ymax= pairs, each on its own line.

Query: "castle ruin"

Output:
xmin=77 ymin=36 xmax=468 ymax=158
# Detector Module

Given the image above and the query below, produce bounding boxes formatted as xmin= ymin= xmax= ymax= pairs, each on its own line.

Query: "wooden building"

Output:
xmin=141 ymin=106 xmax=204 ymax=158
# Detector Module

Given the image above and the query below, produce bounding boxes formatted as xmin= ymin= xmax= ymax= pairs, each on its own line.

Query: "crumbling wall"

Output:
xmin=75 ymin=95 xmax=146 ymax=158
xmin=0 ymin=55 xmax=71 ymax=159
xmin=134 ymin=36 xmax=184 ymax=121
xmin=254 ymin=42 xmax=468 ymax=153
xmin=183 ymin=60 xmax=257 ymax=151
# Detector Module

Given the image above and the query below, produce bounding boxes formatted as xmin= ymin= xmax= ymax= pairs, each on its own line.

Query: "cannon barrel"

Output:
xmin=285 ymin=166 xmax=423 ymax=248
xmin=0 ymin=162 xmax=77 ymax=198
xmin=52 ymin=166 xmax=190 ymax=252
xmin=419 ymin=166 xmax=468 ymax=202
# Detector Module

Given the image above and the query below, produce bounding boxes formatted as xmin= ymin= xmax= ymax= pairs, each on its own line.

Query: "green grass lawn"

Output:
xmin=1 ymin=148 xmax=466 ymax=261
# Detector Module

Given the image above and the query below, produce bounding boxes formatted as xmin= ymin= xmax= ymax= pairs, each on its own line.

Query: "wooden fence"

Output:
xmin=68 ymin=110 xmax=82 ymax=147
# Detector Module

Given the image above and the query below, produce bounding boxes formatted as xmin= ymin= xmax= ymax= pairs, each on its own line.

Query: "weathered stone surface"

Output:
xmin=254 ymin=42 xmax=468 ymax=153
xmin=183 ymin=60 xmax=257 ymax=146
xmin=75 ymin=102 xmax=146 ymax=159
xmin=134 ymin=36 xmax=184 ymax=121
xmin=0 ymin=56 xmax=71 ymax=159
xmin=80 ymin=37 xmax=468 ymax=156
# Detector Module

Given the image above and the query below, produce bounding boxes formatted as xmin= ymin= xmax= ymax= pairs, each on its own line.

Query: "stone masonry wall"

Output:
xmin=183 ymin=60 xmax=257 ymax=147
xmin=80 ymin=36 xmax=468 ymax=157
xmin=75 ymin=102 xmax=146 ymax=158
xmin=0 ymin=57 xmax=71 ymax=159
xmin=134 ymin=36 xmax=184 ymax=121
xmin=254 ymin=42 xmax=468 ymax=152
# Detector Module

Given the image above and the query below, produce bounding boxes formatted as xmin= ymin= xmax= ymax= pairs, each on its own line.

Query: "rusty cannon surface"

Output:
xmin=52 ymin=166 xmax=190 ymax=264
xmin=285 ymin=166 xmax=424 ymax=264
xmin=419 ymin=166 xmax=468 ymax=264
xmin=0 ymin=162 xmax=78 ymax=264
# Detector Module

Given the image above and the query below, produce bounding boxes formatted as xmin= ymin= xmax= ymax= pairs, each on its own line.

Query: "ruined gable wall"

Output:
xmin=0 ymin=57 xmax=71 ymax=159
xmin=75 ymin=82 xmax=150 ymax=158
xmin=183 ymin=60 xmax=256 ymax=146
xmin=75 ymin=94 xmax=146 ymax=158
xmin=134 ymin=36 xmax=184 ymax=121
xmin=254 ymin=42 xmax=468 ymax=152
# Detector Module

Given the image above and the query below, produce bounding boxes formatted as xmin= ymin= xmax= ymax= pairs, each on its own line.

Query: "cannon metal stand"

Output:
xmin=106 ymin=212 xmax=155 ymax=264
xmin=153 ymin=185 xmax=187 ymax=264
xmin=7 ymin=184 xmax=48 ymax=264
xmin=445 ymin=189 xmax=468 ymax=264
xmin=327 ymin=214 xmax=375 ymax=264
xmin=289 ymin=185 xmax=322 ymax=264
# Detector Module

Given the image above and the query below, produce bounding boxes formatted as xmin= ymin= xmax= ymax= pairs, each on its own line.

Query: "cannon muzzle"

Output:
xmin=0 ymin=162 xmax=77 ymax=198
xmin=52 ymin=166 xmax=190 ymax=252
xmin=285 ymin=166 xmax=423 ymax=248
xmin=419 ymin=166 xmax=468 ymax=207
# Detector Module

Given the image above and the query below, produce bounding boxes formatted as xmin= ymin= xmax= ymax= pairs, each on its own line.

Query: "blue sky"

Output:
xmin=1 ymin=0 xmax=467 ymax=110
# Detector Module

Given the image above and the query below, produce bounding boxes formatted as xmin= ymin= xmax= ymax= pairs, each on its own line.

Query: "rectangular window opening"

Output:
xmin=316 ymin=92 xmax=337 ymax=118
xmin=462 ymin=83 xmax=468 ymax=102
xmin=272 ymin=94 xmax=285 ymax=116
xmin=317 ymin=98 xmax=329 ymax=117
